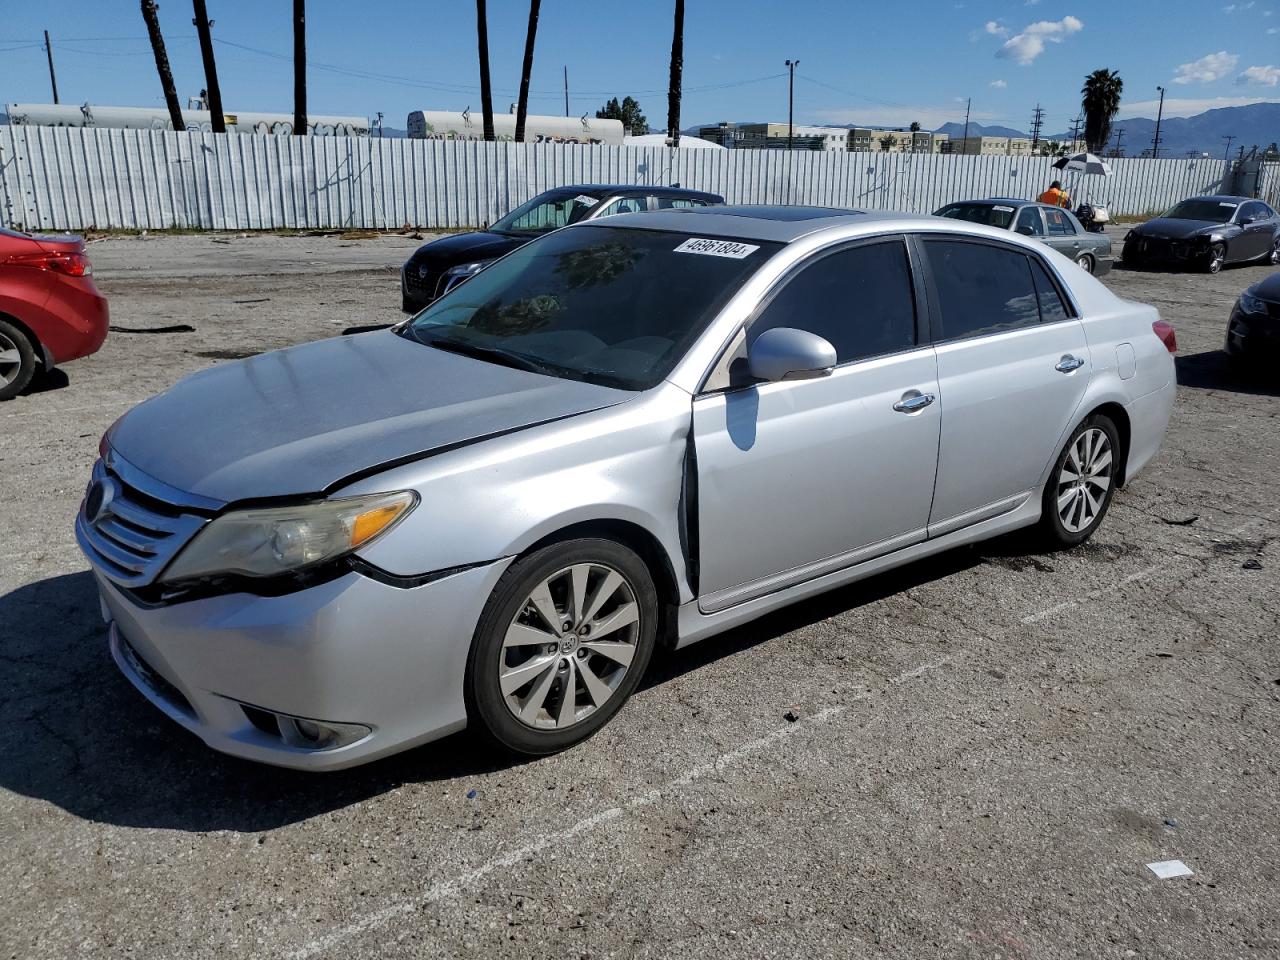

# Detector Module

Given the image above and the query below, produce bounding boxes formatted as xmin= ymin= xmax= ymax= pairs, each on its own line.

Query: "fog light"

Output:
xmin=255 ymin=710 xmax=371 ymax=751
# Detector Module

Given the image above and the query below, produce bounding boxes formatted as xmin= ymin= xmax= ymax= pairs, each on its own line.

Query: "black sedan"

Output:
xmin=1122 ymin=195 xmax=1280 ymax=274
xmin=400 ymin=184 xmax=723 ymax=312
xmin=1225 ymin=272 xmax=1280 ymax=363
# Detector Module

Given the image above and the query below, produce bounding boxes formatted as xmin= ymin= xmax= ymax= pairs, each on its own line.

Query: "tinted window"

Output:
xmin=490 ymin=190 xmax=604 ymax=234
xmin=1045 ymin=208 xmax=1076 ymax=235
xmin=937 ymin=203 xmax=1016 ymax=229
xmin=406 ymin=226 xmax=779 ymax=390
xmin=1014 ymin=206 xmax=1045 ymax=236
xmin=749 ymin=241 xmax=916 ymax=364
xmin=593 ymin=196 xmax=646 ymax=218
xmin=1030 ymin=258 xmax=1070 ymax=323
xmin=654 ymin=196 xmax=708 ymax=209
xmin=1241 ymin=201 xmax=1267 ymax=221
xmin=1165 ymin=199 xmax=1238 ymax=222
xmin=923 ymin=240 xmax=1040 ymax=341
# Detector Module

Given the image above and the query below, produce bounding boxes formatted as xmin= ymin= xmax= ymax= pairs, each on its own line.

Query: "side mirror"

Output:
xmin=748 ymin=328 xmax=837 ymax=382
xmin=1239 ymin=215 xmax=1257 ymax=225
xmin=1017 ymin=225 xmax=1035 ymax=236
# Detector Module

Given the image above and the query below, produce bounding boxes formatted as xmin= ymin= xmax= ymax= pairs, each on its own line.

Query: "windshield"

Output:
xmin=1165 ymin=199 xmax=1238 ymax=222
xmin=403 ymin=226 xmax=779 ymax=390
xmin=490 ymin=190 xmax=606 ymax=235
xmin=936 ymin=203 xmax=1017 ymax=229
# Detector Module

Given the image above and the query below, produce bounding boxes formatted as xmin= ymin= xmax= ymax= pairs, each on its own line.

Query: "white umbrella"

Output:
xmin=1053 ymin=152 xmax=1113 ymax=176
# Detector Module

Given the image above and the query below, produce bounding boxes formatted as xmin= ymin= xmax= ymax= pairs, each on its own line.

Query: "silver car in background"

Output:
xmin=77 ymin=205 xmax=1176 ymax=769
xmin=934 ymin=199 xmax=1115 ymax=276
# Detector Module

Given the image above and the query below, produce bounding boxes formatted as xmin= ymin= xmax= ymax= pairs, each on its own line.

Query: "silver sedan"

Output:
xmin=77 ymin=206 xmax=1176 ymax=768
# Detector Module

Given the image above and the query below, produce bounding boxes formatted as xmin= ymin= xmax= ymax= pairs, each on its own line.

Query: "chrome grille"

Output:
xmin=76 ymin=457 xmax=212 ymax=588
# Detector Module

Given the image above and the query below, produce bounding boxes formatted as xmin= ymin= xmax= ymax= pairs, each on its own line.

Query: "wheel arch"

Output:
xmin=0 ymin=310 xmax=48 ymax=370
xmin=520 ymin=518 xmax=682 ymax=649
xmin=1088 ymin=400 xmax=1132 ymax=486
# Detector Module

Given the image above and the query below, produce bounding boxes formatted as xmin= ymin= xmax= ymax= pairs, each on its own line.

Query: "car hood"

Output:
xmin=1253 ymin=272 xmax=1280 ymax=303
xmin=408 ymin=231 xmax=528 ymax=267
xmin=108 ymin=331 xmax=632 ymax=503
xmin=1134 ymin=218 xmax=1225 ymax=240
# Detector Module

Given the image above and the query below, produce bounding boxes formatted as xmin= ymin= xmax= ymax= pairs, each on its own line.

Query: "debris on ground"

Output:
xmin=108 ymin=324 xmax=195 ymax=334
xmin=1160 ymin=515 xmax=1199 ymax=526
xmin=1147 ymin=860 xmax=1194 ymax=879
xmin=783 ymin=709 xmax=801 ymax=723
xmin=1243 ymin=558 xmax=1263 ymax=570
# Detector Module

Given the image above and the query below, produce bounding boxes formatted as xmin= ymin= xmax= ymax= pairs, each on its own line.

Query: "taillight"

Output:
xmin=4 ymin=251 xmax=93 ymax=276
xmin=1152 ymin=319 xmax=1177 ymax=354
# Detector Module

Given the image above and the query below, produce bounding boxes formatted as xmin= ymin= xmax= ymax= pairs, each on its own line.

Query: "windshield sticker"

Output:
xmin=573 ymin=195 xmax=600 ymax=207
xmin=993 ymin=205 xmax=1015 ymax=212
xmin=673 ymin=237 xmax=761 ymax=259
xmin=1219 ymin=202 xmax=1238 ymax=208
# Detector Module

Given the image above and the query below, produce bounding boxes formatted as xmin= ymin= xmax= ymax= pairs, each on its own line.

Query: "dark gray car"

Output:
xmin=1122 ymin=196 xmax=1280 ymax=274
xmin=934 ymin=199 xmax=1113 ymax=275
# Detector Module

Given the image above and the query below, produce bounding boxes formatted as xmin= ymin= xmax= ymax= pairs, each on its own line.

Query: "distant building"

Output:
xmin=697 ymin=122 xmax=849 ymax=151
xmin=950 ymin=135 xmax=1035 ymax=156
xmin=847 ymin=128 xmax=949 ymax=154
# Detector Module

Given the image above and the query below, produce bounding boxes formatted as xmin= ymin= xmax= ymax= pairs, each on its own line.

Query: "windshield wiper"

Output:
xmin=421 ymin=336 xmax=554 ymax=375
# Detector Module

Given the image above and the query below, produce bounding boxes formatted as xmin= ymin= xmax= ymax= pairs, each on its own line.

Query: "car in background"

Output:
xmin=1122 ymin=196 xmax=1280 ymax=273
xmin=79 ymin=205 xmax=1174 ymax=769
xmin=0 ymin=227 xmax=108 ymax=400
xmin=933 ymin=199 xmax=1113 ymax=275
xmin=1225 ymin=273 xmax=1280 ymax=363
xmin=400 ymin=184 xmax=724 ymax=312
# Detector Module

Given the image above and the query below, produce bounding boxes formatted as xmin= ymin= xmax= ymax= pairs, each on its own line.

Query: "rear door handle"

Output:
xmin=1055 ymin=354 xmax=1086 ymax=373
xmin=893 ymin=391 xmax=936 ymax=413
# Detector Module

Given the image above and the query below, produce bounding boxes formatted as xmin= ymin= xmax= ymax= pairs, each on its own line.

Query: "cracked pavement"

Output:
xmin=1 ymin=230 xmax=1278 ymax=959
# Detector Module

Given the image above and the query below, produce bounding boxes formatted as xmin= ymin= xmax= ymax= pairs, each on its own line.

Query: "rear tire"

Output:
xmin=1036 ymin=414 xmax=1120 ymax=549
xmin=0 ymin=319 xmax=38 ymax=401
xmin=465 ymin=538 xmax=658 ymax=756
xmin=1074 ymin=252 xmax=1095 ymax=274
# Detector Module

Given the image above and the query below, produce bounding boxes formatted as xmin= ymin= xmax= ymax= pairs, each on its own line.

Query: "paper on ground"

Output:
xmin=1147 ymin=860 xmax=1194 ymax=879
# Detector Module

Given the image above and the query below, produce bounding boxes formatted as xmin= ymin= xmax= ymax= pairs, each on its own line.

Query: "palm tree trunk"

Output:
xmin=476 ymin=0 xmax=495 ymax=141
xmin=191 ymin=0 xmax=226 ymax=133
xmin=140 ymin=0 xmax=185 ymax=131
xmin=666 ymin=0 xmax=685 ymax=145
xmin=292 ymin=0 xmax=307 ymax=136
xmin=514 ymin=0 xmax=541 ymax=143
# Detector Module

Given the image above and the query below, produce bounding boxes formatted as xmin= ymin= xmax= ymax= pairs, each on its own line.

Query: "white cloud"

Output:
xmin=997 ymin=16 xmax=1084 ymax=66
xmin=984 ymin=20 xmax=1008 ymax=37
xmin=1117 ymin=94 xmax=1280 ymax=119
xmin=1025 ymin=0 xmax=1041 ymax=5
xmin=990 ymin=79 xmax=1008 ymax=88
xmin=813 ymin=105 xmax=1001 ymax=129
xmin=1239 ymin=64 xmax=1280 ymax=85
xmin=1269 ymin=25 xmax=1279 ymax=32
xmin=1172 ymin=51 xmax=1239 ymax=84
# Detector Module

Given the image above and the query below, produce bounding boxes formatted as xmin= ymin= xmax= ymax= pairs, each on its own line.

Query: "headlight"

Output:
xmin=444 ymin=260 xmax=494 ymax=279
xmin=1239 ymin=291 xmax=1268 ymax=315
xmin=161 ymin=490 xmax=418 ymax=583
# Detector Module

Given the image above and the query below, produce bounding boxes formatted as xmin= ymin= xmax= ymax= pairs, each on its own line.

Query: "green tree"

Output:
xmin=596 ymin=96 xmax=649 ymax=135
xmin=1081 ymin=68 xmax=1123 ymax=154
xmin=878 ymin=132 xmax=897 ymax=151
xmin=909 ymin=121 xmax=921 ymax=132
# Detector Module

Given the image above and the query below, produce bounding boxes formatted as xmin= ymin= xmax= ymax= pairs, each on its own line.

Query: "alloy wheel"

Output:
xmin=1057 ymin=427 xmax=1113 ymax=534
xmin=499 ymin=562 xmax=641 ymax=729
xmin=0 ymin=330 xmax=22 ymax=388
xmin=1270 ymin=238 xmax=1280 ymax=265
xmin=1208 ymin=243 xmax=1226 ymax=274
xmin=1075 ymin=252 xmax=1094 ymax=274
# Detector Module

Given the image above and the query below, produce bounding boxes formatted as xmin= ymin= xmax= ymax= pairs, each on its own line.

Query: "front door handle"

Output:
xmin=893 ymin=391 xmax=936 ymax=413
xmin=1055 ymin=354 xmax=1086 ymax=373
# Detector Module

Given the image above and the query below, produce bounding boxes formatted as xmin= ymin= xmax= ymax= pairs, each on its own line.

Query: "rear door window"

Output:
xmin=748 ymin=239 xmax=917 ymax=365
xmin=922 ymin=239 xmax=1041 ymax=341
xmin=1045 ymin=208 xmax=1076 ymax=235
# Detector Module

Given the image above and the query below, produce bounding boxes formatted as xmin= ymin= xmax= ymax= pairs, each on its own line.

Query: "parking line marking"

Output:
xmin=285 ymin=662 xmax=946 ymax=960
xmin=289 ymin=524 xmax=1257 ymax=959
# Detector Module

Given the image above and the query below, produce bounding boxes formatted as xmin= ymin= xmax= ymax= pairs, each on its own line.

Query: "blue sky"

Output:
xmin=2 ymin=0 xmax=1278 ymax=132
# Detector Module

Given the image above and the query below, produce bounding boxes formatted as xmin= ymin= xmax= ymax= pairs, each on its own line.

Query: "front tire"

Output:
xmin=465 ymin=538 xmax=658 ymax=756
xmin=1268 ymin=236 xmax=1280 ymax=265
xmin=1206 ymin=242 xmax=1226 ymax=274
xmin=1074 ymin=252 xmax=1095 ymax=274
xmin=1037 ymin=414 xmax=1120 ymax=549
xmin=0 ymin=319 xmax=38 ymax=401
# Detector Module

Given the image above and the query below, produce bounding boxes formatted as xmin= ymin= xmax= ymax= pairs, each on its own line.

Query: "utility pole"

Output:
xmin=961 ymin=97 xmax=971 ymax=150
xmin=563 ymin=65 xmax=569 ymax=117
xmin=43 ymin=30 xmax=59 ymax=104
xmin=292 ymin=0 xmax=307 ymax=136
xmin=1151 ymin=85 xmax=1165 ymax=159
xmin=1030 ymin=103 xmax=1044 ymax=151
xmin=191 ymin=0 xmax=226 ymax=132
xmin=1069 ymin=114 xmax=1083 ymax=153
xmin=141 ymin=1 xmax=185 ymax=130
xmin=1113 ymin=126 xmax=1125 ymax=158
xmin=376 ymin=111 xmax=383 ymax=138
xmin=785 ymin=59 xmax=799 ymax=150
xmin=1221 ymin=134 xmax=1235 ymax=161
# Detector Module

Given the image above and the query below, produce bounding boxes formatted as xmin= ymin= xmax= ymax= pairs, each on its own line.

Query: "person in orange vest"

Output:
xmin=1039 ymin=180 xmax=1071 ymax=207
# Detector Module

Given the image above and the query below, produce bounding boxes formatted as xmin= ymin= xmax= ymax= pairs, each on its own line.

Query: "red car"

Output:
xmin=0 ymin=228 xmax=109 ymax=399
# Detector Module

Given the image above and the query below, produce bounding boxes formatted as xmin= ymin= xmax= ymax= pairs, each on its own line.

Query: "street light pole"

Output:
xmin=1152 ymin=85 xmax=1165 ymax=159
xmin=785 ymin=59 xmax=798 ymax=150
xmin=43 ymin=30 xmax=59 ymax=104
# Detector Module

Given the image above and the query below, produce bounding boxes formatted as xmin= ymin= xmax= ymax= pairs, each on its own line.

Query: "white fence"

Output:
xmin=2 ymin=125 xmax=1275 ymax=232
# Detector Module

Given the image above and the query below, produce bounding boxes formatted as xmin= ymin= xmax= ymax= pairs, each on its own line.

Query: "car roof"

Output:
xmin=583 ymin=205 xmax=975 ymax=243
xmin=1184 ymin=195 xmax=1253 ymax=204
xmin=541 ymin=183 xmax=722 ymax=200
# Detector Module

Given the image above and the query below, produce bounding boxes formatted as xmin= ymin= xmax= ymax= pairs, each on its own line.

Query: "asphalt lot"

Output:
xmin=2 ymin=227 xmax=1278 ymax=959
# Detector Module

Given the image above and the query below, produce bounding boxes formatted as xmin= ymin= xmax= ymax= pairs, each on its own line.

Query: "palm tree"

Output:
xmin=514 ymin=0 xmax=541 ymax=142
xmin=909 ymin=121 xmax=921 ymax=132
xmin=191 ymin=0 xmax=226 ymax=133
xmin=140 ymin=1 xmax=185 ymax=131
xmin=292 ymin=0 xmax=307 ymax=136
xmin=475 ymin=0 xmax=495 ymax=141
xmin=666 ymin=0 xmax=684 ymax=146
xmin=1081 ymin=69 xmax=1123 ymax=154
